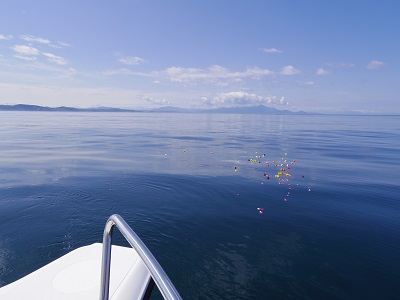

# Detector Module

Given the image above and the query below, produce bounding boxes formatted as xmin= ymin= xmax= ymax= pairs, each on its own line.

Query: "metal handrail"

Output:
xmin=99 ymin=214 xmax=182 ymax=300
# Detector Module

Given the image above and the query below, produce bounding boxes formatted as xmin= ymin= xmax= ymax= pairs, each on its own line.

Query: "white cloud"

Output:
xmin=316 ymin=68 xmax=330 ymax=75
xmin=58 ymin=41 xmax=72 ymax=47
xmin=11 ymin=45 xmax=40 ymax=60
xmin=279 ymin=96 xmax=287 ymax=105
xmin=157 ymin=65 xmax=273 ymax=85
xmin=144 ymin=97 xmax=170 ymax=105
xmin=10 ymin=45 xmax=67 ymax=65
xmin=20 ymin=35 xmax=50 ymax=44
xmin=119 ymin=56 xmax=146 ymax=65
xmin=302 ymin=81 xmax=315 ymax=87
xmin=115 ymin=53 xmax=146 ymax=65
xmin=263 ymin=48 xmax=282 ymax=54
xmin=11 ymin=45 xmax=40 ymax=56
xmin=367 ymin=60 xmax=385 ymax=70
xmin=202 ymin=91 xmax=288 ymax=107
xmin=101 ymin=68 xmax=149 ymax=77
xmin=210 ymin=91 xmax=263 ymax=106
xmin=280 ymin=65 xmax=301 ymax=75
xmin=42 ymin=52 xmax=67 ymax=65
xmin=18 ymin=35 xmax=72 ymax=49
xmin=0 ymin=34 xmax=13 ymax=40
xmin=14 ymin=55 xmax=38 ymax=61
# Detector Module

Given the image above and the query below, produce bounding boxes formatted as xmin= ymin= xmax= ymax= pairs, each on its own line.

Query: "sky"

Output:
xmin=0 ymin=0 xmax=399 ymax=113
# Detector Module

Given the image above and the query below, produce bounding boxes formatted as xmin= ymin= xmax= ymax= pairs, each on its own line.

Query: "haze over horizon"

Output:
xmin=0 ymin=1 xmax=398 ymax=114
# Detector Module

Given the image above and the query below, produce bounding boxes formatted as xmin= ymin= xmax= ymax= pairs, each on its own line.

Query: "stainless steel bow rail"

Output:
xmin=99 ymin=214 xmax=182 ymax=300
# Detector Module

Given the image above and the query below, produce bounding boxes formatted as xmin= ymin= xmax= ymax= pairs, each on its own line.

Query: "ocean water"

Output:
xmin=0 ymin=112 xmax=399 ymax=299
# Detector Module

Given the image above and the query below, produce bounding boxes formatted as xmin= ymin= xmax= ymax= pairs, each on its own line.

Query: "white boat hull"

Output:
xmin=0 ymin=243 xmax=151 ymax=300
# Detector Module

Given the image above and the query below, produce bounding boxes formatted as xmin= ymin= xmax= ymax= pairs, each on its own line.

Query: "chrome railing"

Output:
xmin=99 ymin=214 xmax=182 ymax=300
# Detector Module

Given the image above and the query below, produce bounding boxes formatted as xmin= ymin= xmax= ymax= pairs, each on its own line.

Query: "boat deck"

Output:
xmin=0 ymin=243 xmax=152 ymax=300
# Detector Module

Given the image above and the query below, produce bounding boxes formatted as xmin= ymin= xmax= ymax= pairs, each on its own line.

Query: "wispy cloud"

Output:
xmin=46 ymin=41 xmax=72 ymax=49
xmin=280 ymin=65 xmax=301 ymax=75
xmin=302 ymin=81 xmax=315 ymax=87
xmin=11 ymin=45 xmax=40 ymax=55
xmin=19 ymin=35 xmax=71 ymax=49
xmin=10 ymin=44 xmax=68 ymax=66
xmin=156 ymin=65 xmax=273 ymax=85
xmin=202 ymin=91 xmax=288 ymax=107
xmin=58 ymin=41 xmax=72 ymax=47
xmin=367 ymin=60 xmax=385 ymax=70
xmin=42 ymin=52 xmax=67 ymax=65
xmin=20 ymin=34 xmax=50 ymax=44
xmin=101 ymin=68 xmax=149 ymax=76
xmin=11 ymin=45 xmax=40 ymax=60
xmin=0 ymin=34 xmax=13 ymax=40
xmin=115 ymin=52 xmax=146 ymax=65
xmin=263 ymin=48 xmax=282 ymax=54
xmin=144 ymin=97 xmax=170 ymax=105
xmin=316 ymin=68 xmax=330 ymax=75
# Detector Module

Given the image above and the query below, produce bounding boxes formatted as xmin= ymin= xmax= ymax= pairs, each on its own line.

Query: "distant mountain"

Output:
xmin=0 ymin=104 xmax=62 ymax=111
xmin=151 ymin=106 xmax=196 ymax=113
xmin=0 ymin=104 xmax=308 ymax=114
xmin=0 ymin=104 xmax=141 ymax=112
xmin=152 ymin=105 xmax=308 ymax=114
xmin=204 ymin=105 xmax=307 ymax=114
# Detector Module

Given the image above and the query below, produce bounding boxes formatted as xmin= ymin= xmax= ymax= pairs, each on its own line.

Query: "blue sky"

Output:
xmin=0 ymin=0 xmax=399 ymax=113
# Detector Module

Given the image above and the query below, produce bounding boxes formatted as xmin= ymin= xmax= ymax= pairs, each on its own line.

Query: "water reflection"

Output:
xmin=0 ymin=112 xmax=400 ymax=299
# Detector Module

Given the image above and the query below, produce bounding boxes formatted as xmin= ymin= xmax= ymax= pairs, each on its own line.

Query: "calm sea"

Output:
xmin=0 ymin=112 xmax=399 ymax=299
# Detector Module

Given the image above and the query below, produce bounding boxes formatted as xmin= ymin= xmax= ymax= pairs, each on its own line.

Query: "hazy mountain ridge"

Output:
xmin=0 ymin=104 xmax=141 ymax=112
xmin=0 ymin=103 xmax=397 ymax=116
xmin=0 ymin=104 xmax=311 ymax=114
